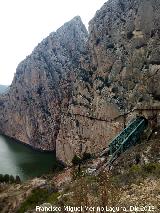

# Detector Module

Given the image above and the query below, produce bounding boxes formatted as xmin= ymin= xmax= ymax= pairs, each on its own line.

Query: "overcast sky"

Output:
xmin=0 ymin=0 xmax=107 ymax=85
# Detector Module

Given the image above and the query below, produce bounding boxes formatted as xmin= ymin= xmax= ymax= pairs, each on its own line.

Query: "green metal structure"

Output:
xmin=100 ymin=116 xmax=148 ymax=165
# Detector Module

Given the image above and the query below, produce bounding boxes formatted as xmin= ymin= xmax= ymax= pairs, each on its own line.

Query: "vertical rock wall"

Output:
xmin=1 ymin=0 xmax=160 ymax=164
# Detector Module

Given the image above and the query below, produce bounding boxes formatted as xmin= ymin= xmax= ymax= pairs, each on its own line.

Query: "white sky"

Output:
xmin=0 ymin=0 xmax=107 ymax=85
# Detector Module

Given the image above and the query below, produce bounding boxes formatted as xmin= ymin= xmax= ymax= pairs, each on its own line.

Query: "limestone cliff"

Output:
xmin=0 ymin=0 xmax=160 ymax=164
xmin=0 ymin=16 xmax=88 ymax=152
xmin=57 ymin=0 xmax=160 ymax=163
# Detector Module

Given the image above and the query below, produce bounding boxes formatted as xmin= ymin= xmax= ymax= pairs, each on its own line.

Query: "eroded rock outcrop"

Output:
xmin=1 ymin=0 xmax=160 ymax=164
xmin=0 ymin=16 xmax=88 ymax=151
xmin=57 ymin=0 xmax=160 ymax=164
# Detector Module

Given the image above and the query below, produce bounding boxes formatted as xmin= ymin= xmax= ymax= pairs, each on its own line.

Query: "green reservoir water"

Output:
xmin=0 ymin=135 xmax=57 ymax=181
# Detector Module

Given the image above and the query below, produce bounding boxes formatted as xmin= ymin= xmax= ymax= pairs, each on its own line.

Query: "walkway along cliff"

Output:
xmin=0 ymin=0 xmax=160 ymax=165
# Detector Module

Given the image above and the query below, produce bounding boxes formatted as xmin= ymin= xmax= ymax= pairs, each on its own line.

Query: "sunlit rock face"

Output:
xmin=1 ymin=0 xmax=160 ymax=164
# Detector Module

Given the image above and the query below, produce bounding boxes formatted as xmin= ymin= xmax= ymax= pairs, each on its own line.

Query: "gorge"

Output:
xmin=0 ymin=0 xmax=160 ymax=166
xmin=0 ymin=135 xmax=57 ymax=180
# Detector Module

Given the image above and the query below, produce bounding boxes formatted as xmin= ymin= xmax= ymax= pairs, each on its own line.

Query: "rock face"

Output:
xmin=0 ymin=0 xmax=160 ymax=164
xmin=0 ymin=16 xmax=88 ymax=152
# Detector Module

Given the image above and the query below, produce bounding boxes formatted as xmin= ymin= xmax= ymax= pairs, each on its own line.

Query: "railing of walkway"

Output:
xmin=100 ymin=116 xmax=148 ymax=165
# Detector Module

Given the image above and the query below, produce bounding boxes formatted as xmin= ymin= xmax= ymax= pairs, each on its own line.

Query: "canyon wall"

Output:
xmin=0 ymin=0 xmax=160 ymax=164
xmin=0 ymin=16 xmax=88 ymax=152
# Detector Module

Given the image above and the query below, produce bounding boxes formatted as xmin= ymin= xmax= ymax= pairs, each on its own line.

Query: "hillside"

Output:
xmin=0 ymin=129 xmax=159 ymax=213
xmin=0 ymin=0 xmax=160 ymax=166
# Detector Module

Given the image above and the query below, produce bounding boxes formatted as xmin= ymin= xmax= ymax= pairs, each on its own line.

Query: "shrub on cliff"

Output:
xmin=0 ymin=174 xmax=4 ymax=182
xmin=72 ymin=153 xmax=91 ymax=166
xmin=15 ymin=175 xmax=21 ymax=184
xmin=82 ymin=152 xmax=91 ymax=161
xmin=72 ymin=155 xmax=82 ymax=166
xmin=17 ymin=188 xmax=51 ymax=213
xmin=0 ymin=174 xmax=20 ymax=184
xmin=3 ymin=174 xmax=10 ymax=183
xmin=9 ymin=175 xmax=15 ymax=183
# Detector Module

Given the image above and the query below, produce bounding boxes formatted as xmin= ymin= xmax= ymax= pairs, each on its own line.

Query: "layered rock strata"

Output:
xmin=1 ymin=0 xmax=160 ymax=164
xmin=0 ymin=16 xmax=88 ymax=152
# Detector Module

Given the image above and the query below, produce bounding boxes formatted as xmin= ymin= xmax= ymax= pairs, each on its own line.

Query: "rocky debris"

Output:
xmin=30 ymin=178 xmax=47 ymax=188
xmin=0 ymin=178 xmax=47 ymax=213
xmin=0 ymin=168 xmax=74 ymax=213
xmin=21 ymin=176 xmax=160 ymax=213
xmin=111 ymin=129 xmax=160 ymax=175
xmin=119 ymin=178 xmax=160 ymax=213
xmin=52 ymin=168 xmax=73 ymax=188
xmin=1 ymin=0 xmax=160 ymax=164
xmin=0 ymin=131 xmax=160 ymax=213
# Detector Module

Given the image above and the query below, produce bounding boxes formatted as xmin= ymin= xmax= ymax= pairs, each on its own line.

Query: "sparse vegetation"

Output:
xmin=52 ymin=162 xmax=65 ymax=173
xmin=17 ymin=189 xmax=50 ymax=213
xmin=0 ymin=174 xmax=21 ymax=184
xmin=71 ymin=153 xmax=92 ymax=178
xmin=95 ymin=76 xmax=111 ymax=91
xmin=82 ymin=152 xmax=92 ymax=161
xmin=37 ymin=86 xmax=43 ymax=96
xmin=72 ymin=155 xmax=82 ymax=166
xmin=72 ymin=152 xmax=92 ymax=166
xmin=112 ymin=163 xmax=160 ymax=187
xmin=96 ymin=38 xmax=100 ymax=45
xmin=57 ymin=172 xmax=122 ymax=210
xmin=127 ymin=31 xmax=134 ymax=39
xmin=79 ymin=69 xmax=93 ymax=85
xmin=1 ymin=135 xmax=160 ymax=213
xmin=107 ymin=43 xmax=115 ymax=49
